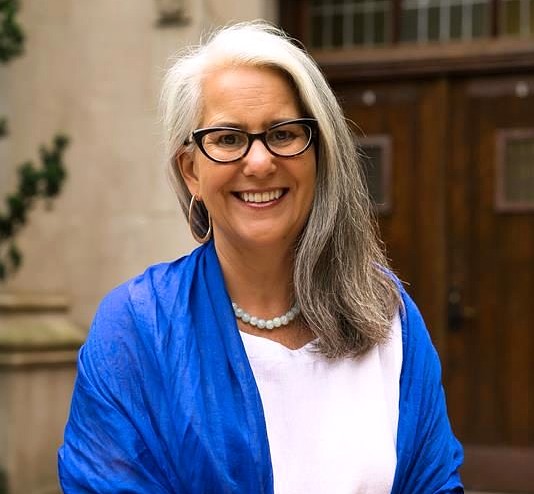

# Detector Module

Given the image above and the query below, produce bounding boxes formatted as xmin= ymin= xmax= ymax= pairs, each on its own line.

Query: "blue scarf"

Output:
xmin=59 ymin=241 xmax=463 ymax=493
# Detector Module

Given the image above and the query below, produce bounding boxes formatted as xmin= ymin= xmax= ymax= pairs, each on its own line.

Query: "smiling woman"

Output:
xmin=58 ymin=21 xmax=464 ymax=494
xmin=178 ymin=65 xmax=317 ymax=262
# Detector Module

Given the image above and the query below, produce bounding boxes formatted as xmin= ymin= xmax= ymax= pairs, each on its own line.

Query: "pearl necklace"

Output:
xmin=232 ymin=301 xmax=300 ymax=330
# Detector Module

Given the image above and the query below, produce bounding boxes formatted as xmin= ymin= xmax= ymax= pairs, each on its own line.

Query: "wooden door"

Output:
xmin=447 ymin=75 xmax=534 ymax=492
xmin=337 ymin=76 xmax=534 ymax=491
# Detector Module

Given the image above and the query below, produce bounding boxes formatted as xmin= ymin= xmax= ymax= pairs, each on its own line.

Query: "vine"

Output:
xmin=0 ymin=135 xmax=69 ymax=280
xmin=0 ymin=0 xmax=24 ymax=63
xmin=0 ymin=0 xmax=69 ymax=281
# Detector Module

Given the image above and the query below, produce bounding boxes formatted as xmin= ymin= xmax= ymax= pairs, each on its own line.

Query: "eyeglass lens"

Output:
xmin=201 ymin=121 xmax=313 ymax=162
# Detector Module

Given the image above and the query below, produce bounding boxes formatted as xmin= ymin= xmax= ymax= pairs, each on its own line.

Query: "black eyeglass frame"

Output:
xmin=189 ymin=118 xmax=319 ymax=164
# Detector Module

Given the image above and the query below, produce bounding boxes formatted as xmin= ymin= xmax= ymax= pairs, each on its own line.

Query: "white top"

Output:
xmin=240 ymin=313 xmax=403 ymax=494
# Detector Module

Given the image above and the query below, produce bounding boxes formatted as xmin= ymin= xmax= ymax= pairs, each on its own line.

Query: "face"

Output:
xmin=178 ymin=65 xmax=316 ymax=253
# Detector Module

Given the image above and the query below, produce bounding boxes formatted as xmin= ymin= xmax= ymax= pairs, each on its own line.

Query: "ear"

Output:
xmin=176 ymin=149 xmax=200 ymax=197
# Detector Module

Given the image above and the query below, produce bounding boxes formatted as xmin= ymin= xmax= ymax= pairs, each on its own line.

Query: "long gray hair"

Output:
xmin=160 ymin=21 xmax=400 ymax=358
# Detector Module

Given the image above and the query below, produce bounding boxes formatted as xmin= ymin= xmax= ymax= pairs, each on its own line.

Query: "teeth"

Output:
xmin=240 ymin=189 xmax=283 ymax=203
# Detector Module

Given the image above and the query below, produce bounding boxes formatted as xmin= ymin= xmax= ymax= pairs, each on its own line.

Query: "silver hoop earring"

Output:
xmin=188 ymin=195 xmax=212 ymax=244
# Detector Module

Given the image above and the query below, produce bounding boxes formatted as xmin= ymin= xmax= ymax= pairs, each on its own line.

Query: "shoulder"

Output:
xmin=397 ymin=287 xmax=441 ymax=374
xmin=96 ymin=244 xmax=208 ymax=323
xmin=384 ymin=275 xmax=445 ymax=404
xmin=85 ymin=245 xmax=210 ymax=363
xmin=382 ymin=267 xmax=437 ymax=362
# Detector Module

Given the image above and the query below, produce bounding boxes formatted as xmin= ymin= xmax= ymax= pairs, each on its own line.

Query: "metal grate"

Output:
xmin=310 ymin=0 xmax=392 ymax=48
xmin=500 ymin=0 xmax=534 ymax=36
xmin=400 ymin=0 xmax=492 ymax=43
xmin=307 ymin=0 xmax=534 ymax=48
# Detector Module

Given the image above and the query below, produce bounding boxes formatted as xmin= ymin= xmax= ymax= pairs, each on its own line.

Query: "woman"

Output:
xmin=58 ymin=21 xmax=463 ymax=493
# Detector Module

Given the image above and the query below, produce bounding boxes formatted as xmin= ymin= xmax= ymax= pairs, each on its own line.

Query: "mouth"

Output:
xmin=234 ymin=188 xmax=287 ymax=204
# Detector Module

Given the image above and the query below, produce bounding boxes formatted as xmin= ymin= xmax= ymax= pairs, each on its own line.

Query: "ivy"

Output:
xmin=0 ymin=136 xmax=69 ymax=280
xmin=0 ymin=0 xmax=70 ymax=281
xmin=0 ymin=0 xmax=24 ymax=63
xmin=0 ymin=466 xmax=6 ymax=494
xmin=0 ymin=117 xmax=6 ymax=138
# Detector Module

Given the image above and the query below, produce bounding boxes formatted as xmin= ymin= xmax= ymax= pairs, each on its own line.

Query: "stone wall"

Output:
xmin=0 ymin=293 xmax=84 ymax=494
xmin=0 ymin=0 xmax=277 ymax=328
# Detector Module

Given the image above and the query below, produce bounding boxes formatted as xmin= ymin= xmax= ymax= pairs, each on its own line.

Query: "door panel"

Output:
xmin=336 ymin=75 xmax=534 ymax=491
xmin=447 ymin=76 xmax=534 ymax=491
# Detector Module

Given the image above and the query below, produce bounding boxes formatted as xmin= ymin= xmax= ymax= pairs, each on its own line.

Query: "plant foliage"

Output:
xmin=0 ymin=0 xmax=70 ymax=281
xmin=0 ymin=466 xmax=6 ymax=494
xmin=0 ymin=0 xmax=24 ymax=63
xmin=0 ymin=136 xmax=69 ymax=280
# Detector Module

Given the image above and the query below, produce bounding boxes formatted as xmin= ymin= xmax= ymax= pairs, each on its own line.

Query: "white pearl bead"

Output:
xmin=231 ymin=301 xmax=299 ymax=330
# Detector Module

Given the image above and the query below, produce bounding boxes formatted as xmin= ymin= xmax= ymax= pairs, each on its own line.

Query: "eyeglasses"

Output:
xmin=188 ymin=118 xmax=318 ymax=164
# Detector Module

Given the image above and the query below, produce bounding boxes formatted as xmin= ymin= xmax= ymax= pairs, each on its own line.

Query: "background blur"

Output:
xmin=1 ymin=1 xmax=532 ymax=493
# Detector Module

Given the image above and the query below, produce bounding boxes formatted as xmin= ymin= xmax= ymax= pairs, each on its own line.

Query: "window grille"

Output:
xmin=400 ymin=0 xmax=491 ymax=43
xmin=500 ymin=0 xmax=534 ymax=37
xmin=496 ymin=129 xmax=534 ymax=212
xmin=310 ymin=0 xmax=392 ymax=48
xmin=307 ymin=0 xmax=534 ymax=48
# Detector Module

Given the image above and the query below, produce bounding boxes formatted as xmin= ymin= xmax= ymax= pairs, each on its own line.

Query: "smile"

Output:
xmin=237 ymin=189 xmax=286 ymax=203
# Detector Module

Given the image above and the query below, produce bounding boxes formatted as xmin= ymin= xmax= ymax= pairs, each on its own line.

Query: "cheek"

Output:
xmin=304 ymin=165 xmax=317 ymax=213
xmin=196 ymin=165 xmax=232 ymax=203
xmin=193 ymin=157 xmax=212 ymax=190
xmin=302 ymin=158 xmax=317 ymax=195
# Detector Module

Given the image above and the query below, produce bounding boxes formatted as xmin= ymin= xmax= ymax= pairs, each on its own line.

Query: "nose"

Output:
xmin=241 ymin=138 xmax=276 ymax=178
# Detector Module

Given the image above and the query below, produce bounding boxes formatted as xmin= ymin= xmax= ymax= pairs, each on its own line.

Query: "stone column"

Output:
xmin=0 ymin=293 xmax=85 ymax=494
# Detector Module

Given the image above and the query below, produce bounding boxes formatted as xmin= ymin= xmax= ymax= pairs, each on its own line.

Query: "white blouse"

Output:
xmin=240 ymin=313 xmax=403 ymax=494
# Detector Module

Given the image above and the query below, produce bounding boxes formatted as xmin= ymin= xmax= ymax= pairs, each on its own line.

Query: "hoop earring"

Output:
xmin=188 ymin=194 xmax=212 ymax=244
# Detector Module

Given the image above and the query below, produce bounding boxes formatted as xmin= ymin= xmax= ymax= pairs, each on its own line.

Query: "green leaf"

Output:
xmin=18 ymin=161 xmax=40 ymax=197
xmin=55 ymin=134 xmax=69 ymax=149
xmin=6 ymin=193 xmax=26 ymax=224
xmin=0 ymin=116 xmax=7 ymax=138
xmin=8 ymin=243 xmax=22 ymax=268
xmin=0 ymin=0 xmax=25 ymax=63
xmin=40 ymin=135 xmax=69 ymax=197
xmin=0 ymin=214 xmax=13 ymax=239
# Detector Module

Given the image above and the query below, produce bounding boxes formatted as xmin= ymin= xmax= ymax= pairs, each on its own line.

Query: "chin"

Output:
xmin=236 ymin=228 xmax=297 ymax=250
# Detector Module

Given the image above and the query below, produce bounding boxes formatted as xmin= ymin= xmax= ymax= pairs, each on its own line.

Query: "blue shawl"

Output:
xmin=58 ymin=241 xmax=463 ymax=493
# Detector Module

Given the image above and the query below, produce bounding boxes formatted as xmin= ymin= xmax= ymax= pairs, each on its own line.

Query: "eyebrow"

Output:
xmin=205 ymin=121 xmax=242 ymax=129
xmin=203 ymin=118 xmax=300 ymax=130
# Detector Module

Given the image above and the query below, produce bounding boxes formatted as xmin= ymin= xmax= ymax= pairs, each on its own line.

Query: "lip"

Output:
xmin=232 ymin=188 xmax=288 ymax=207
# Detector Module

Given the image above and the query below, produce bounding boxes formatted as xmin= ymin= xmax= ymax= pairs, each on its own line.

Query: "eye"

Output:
xmin=267 ymin=128 xmax=299 ymax=147
xmin=205 ymin=130 xmax=247 ymax=149
xmin=272 ymin=130 xmax=295 ymax=142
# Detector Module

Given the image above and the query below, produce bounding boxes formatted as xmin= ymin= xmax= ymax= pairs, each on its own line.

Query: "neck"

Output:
xmin=214 ymin=238 xmax=295 ymax=318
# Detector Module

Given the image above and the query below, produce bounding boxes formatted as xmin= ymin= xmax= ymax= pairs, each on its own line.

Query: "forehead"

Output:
xmin=199 ymin=65 xmax=301 ymax=126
